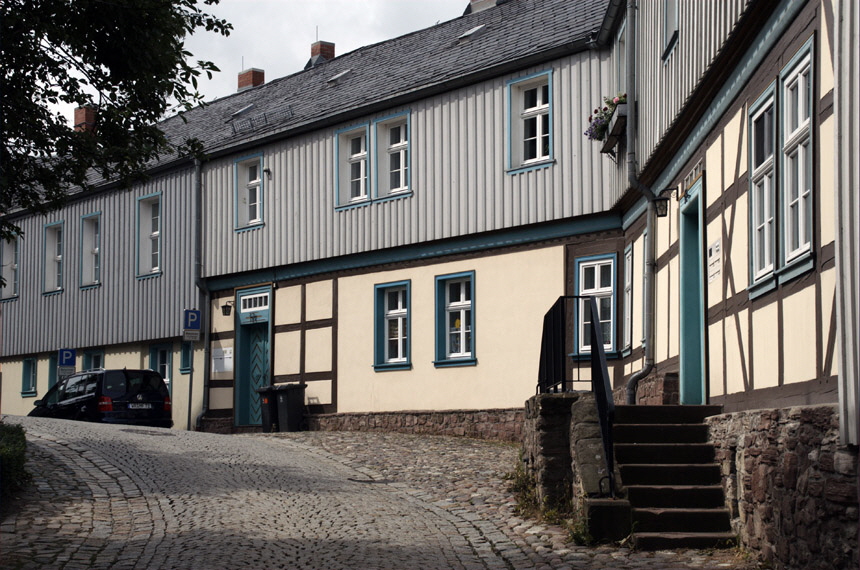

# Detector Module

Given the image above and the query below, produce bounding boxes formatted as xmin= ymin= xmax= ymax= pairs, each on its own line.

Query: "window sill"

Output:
xmin=235 ymin=223 xmax=265 ymax=234
xmin=433 ymin=357 xmax=477 ymax=368
xmin=1 ymin=296 xmax=19 ymax=303
xmin=136 ymin=271 xmax=162 ymax=281
xmin=42 ymin=289 xmax=64 ymax=297
xmin=569 ymin=350 xmax=620 ymax=362
xmin=374 ymin=191 xmax=413 ymax=204
xmin=748 ymin=275 xmax=777 ymax=300
xmin=506 ymin=159 xmax=555 ymax=176
xmin=180 ymin=367 xmax=192 ymax=375
xmin=373 ymin=362 xmax=412 ymax=372
xmin=80 ymin=283 xmax=102 ymax=291
xmin=20 ymin=390 xmax=37 ymax=398
xmin=776 ymin=253 xmax=814 ymax=285
xmin=335 ymin=199 xmax=372 ymax=212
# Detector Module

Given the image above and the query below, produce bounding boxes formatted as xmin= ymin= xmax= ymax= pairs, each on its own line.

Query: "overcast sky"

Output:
xmin=183 ymin=0 xmax=470 ymax=103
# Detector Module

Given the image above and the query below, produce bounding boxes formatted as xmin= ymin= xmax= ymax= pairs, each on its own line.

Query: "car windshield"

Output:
xmin=103 ymin=370 xmax=168 ymax=399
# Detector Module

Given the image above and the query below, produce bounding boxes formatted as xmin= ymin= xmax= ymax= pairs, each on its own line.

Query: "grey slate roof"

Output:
xmin=159 ymin=0 xmax=609 ymax=161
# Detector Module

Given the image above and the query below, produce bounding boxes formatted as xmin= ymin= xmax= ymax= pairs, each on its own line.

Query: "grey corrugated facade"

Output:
xmin=1 ymin=166 xmax=199 ymax=356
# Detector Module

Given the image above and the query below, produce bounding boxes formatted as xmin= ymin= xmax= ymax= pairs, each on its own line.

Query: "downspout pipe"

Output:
xmin=624 ymin=0 xmax=657 ymax=404
xmin=192 ymin=158 xmax=213 ymax=430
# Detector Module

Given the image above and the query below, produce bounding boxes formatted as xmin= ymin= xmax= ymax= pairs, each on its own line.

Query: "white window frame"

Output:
xmin=336 ymin=125 xmax=370 ymax=206
xmin=374 ymin=281 xmax=411 ymax=370
xmin=750 ymin=93 xmax=776 ymax=281
xmin=240 ymin=292 xmax=269 ymax=313
xmin=43 ymin=221 xmax=64 ymax=293
xmin=375 ymin=115 xmax=410 ymax=198
xmin=1 ymin=236 xmax=20 ymax=299
xmin=781 ymin=51 xmax=812 ymax=262
xmin=623 ymin=247 xmax=633 ymax=350
xmin=434 ymin=272 xmax=476 ymax=366
xmin=577 ymin=255 xmax=616 ymax=354
xmin=662 ymin=0 xmax=679 ymax=60
xmin=80 ymin=213 xmax=101 ymax=287
xmin=507 ymin=71 xmax=553 ymax=173
xmin=137 ymin=194 xmax=161 ymax=277
xmin=150 ymin=344 xmax=172 ymax=392
xmin=235 ymin=155 xmax=264 ymax=230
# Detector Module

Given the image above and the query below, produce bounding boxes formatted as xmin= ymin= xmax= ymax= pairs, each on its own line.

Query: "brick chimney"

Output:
xmin=238 ymin=68 xmax=265 ymax=92
xmin=305 ymin=41 xmax=335 ymax=69
xmin=74 ymin=105 xmax=97 ymax=133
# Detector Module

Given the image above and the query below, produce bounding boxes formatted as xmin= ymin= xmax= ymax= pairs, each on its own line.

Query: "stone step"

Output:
xmin=614 ymin=443 xmax=715 ymax=464
xmin=619 ymin=463 xmax=721 ymax=486
xmin=613 ymin=423 xmax=709 ymax=444
xmin=632 ymin=531 xmax=737 ymax=551
xmin=626 ymin=484 xmax=726 ymax=508
xmin=632 ymin=507 xmax=732 ymax=533
xmin=614 ymin=405 xmax=723 ymax=425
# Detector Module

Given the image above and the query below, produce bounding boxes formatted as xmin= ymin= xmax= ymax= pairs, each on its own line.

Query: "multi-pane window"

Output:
xmin=44 ymin=222 xmax=64 ymax=292
xmin=782 ymin=52 xmax=812 ymax=261
xmin=748 ymin=39 xmax=815 ymax=292
xmin=434 ymin=272 xmax=476 ymax=366
xmin=348 ymin=133 xmax=367 ymax=200
xmin=137 ymin=194 xmax=161 ymax=276
xmin=385 ymin=122 xmax=409 ymax=195
xmin=751 ymin=98 xmax=775 ymax=280
xmin=662 ymin=0 xmax=679 ymax=59
xmin=84 ymin=350 xmax=104 ymax=370
xmin=507 ymin=72 xmax=553 ymax=172
xmin=151 ymin=345 xmax=172 ymax=391
xmin=1 ymin=236 xmax=19 ymax=299
xmin=385 ymin=288 xmax=408 ymax=362
xmin=236 ymin=157 xmax=263 ymax=229
xmin=623 ymin=248 xmax=633 ymax=350
xmin=22 ymin=358 xmax=37 ymax=395
xmin=578 ymin=257 xmax=615 ymax=353
xmin=374 ymin=281 xmax=411 ymax=370
xmin=81 ymin=214 xmax=101 ymax=287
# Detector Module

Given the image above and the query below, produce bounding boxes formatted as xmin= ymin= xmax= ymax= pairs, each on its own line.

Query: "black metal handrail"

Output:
xmin=537 ymin=295 xmax=616 ymax=498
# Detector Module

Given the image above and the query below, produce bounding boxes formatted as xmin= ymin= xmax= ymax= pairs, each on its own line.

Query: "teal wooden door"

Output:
xmin=679 ymin=180 xmax=706 ymax=405
xmin=236 ymin=323 xmax=269 ymax=426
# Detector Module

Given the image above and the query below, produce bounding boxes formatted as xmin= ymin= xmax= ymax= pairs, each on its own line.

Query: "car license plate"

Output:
xmin=128 ymin=403 xmax=152 ymax=410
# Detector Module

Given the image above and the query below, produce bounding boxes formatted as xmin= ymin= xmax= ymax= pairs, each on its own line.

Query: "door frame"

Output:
xmin=679 ymin=177 xmax=707 ymax=405
xmin=233 ymin=285 xmax=273 ymax=426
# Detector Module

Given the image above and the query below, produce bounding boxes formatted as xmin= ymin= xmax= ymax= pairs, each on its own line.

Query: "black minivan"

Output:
xmin=29 ymin=369 xmax=173 ymax=428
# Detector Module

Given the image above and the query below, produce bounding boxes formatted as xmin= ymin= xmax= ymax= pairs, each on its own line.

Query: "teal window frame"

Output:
xmin=149 ymin=343 xmax=173 ymax=393
xmin=373 ymin=280 xmax=412 ymax=371
xmin=48 ymin=353 xmax=58 ymax=388
xmin=83 ymin=350 xmax=104 ymax=371
xmin=506 ymin=71 xmax=554 ymax=175
xmin=373 ymin=112 xmax=412 ymax=201
xmin=234 ymin=153 xmax=265 ymax=232
xmin=573 ymin=253 xmax=618 ymax=356
xmin=136 ymin=193 xmax=162 ymax=279
xmin=79 ymin=212 xmax=102 ymax=289
xmin=180 ymin=342 xmax=193 ymax=374
xmin=22 ymin=358 xmax=37 ymax=397
xmin=42 ymin=220 xmax=65 ymax=295
xmin=434 ymin=271 xmax=477 ymax=368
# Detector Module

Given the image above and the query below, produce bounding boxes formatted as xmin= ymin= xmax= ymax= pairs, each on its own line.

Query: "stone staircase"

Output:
xmin=613 ymin=405 xmax=735 ymax=550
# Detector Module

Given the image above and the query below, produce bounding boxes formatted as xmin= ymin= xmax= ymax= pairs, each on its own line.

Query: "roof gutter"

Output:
xmin=625 ymin=0 xmax=657 ymax=405
xmin=192 ymin=158 xmax=213 ymax=430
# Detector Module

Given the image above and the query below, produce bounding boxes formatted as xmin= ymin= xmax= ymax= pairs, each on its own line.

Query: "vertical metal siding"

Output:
xmin=636 ymin=0 xmax=752 ymax=168
xmin=1 ymin=167 xmax=199 ymax=357
xmin=201 ymin=52 xmax=620 ymax=279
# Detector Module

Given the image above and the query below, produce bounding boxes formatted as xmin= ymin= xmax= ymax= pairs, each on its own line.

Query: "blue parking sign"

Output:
xmin=58 ymin=349 xmax=76 ymax=367
xmin=184 ymin=309 xmax=201 ymax=330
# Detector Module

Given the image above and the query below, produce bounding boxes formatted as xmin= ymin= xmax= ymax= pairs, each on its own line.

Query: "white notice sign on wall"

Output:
xmin=707 ymin=239 xmax=722 ymax=283
xmin=212 ymin=347 xmax=234 ymax=373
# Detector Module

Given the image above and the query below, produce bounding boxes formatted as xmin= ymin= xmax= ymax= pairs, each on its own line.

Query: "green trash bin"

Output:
xmin=273 ymin=383 xmax=306 ymax=432
xmin=256 ymin=386 xmax=280 ymax=432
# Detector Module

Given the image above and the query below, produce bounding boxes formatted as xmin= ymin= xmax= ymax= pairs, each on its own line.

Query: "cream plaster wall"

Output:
xmin=782 ymin=285 xmax=818 ymax=385
xmin=667 ymin=255 xmax=680 ymax=359
xmin=723 ymin=108 xmax=747 ymax=190
xmin=632 ymin=235 xmax=645 ymax=350
xmin=819 ymin=116 xmax=836 ymax=247
xmin=336 ymin=246 xmax=564 ymax=412
xmin=210 ymin=387 xmax=233 ymax=410
xmin=273 ymin=330 xmax=301 ymax=376
xmin=706 ymin=134 xmax=724 ymax=209
xmin=211 ymin=296 xmax=236 ymax=335
xmin=276 ymin=285 xmax=302 ymax=325
xmin=305 ymin=327 xmax=333 ymax=373
xmin=725 ymin=308 xmax=749 ymax=395
xmin=1 ymin=359 xmax=39 ymax=416
xmin=709 ymin=322 xmax=725 ymax=397
xmin=304 ymin=380 xmax=333 ymax=406
xmin=306 ymin=280 xmax=333 ymax=321
xmin=728 ymin=196 xmax=749 ymax=288
xmin=752 ymin=302 xmax=780 ymax=389
xmin=820 ymin=268 xmax=838 ymax=378
xmin=819 ymin=4 xmax=834 ymax=96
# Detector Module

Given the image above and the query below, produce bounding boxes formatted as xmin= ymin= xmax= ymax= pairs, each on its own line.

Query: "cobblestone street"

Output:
xmin=1 ymin=417 xmax=759 ymax=569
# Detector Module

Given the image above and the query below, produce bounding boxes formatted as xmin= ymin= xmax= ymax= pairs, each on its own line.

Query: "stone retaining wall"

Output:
xmin=307 ymin=408 xmax=524 ymax=442
xmin=521 ymin=393 xmax=579 ymax=505
xmin=706 ymin=405 xmax=858 ymax=570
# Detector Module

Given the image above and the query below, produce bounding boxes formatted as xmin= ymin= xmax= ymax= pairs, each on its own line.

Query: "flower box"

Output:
xmin=600 ymin=103 xmax=627 ymax=154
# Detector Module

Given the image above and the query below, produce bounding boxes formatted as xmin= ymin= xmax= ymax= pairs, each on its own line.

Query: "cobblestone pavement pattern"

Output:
xmin=1 ymin=417 xmax=760 ymax=570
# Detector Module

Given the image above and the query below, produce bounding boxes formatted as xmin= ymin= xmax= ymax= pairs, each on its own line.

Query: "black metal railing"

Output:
xmin=537 ymin=295 xmax=616 ymax=498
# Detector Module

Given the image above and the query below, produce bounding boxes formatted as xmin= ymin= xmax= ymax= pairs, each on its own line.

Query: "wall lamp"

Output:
xmin=221 ymin=300 xmax=235 ymax=317
xmin=263 ymin=167 xmax=272 ymax=180
xmin=654 ymin=186 xmax=678 ymax=218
